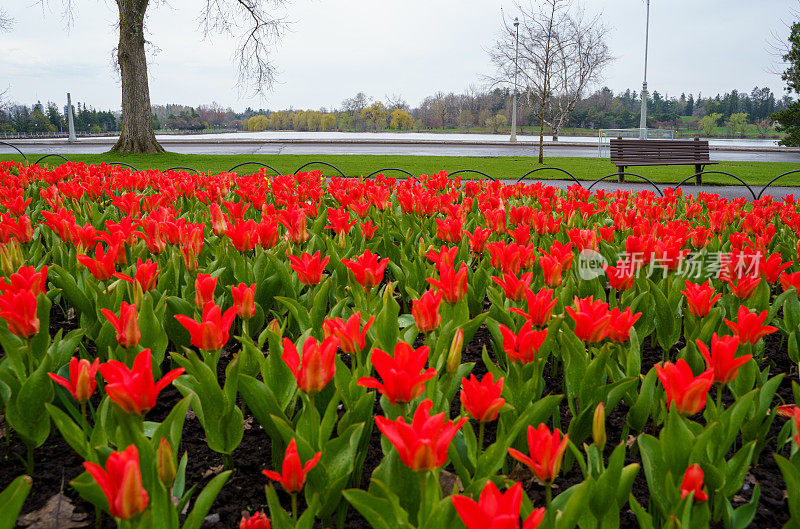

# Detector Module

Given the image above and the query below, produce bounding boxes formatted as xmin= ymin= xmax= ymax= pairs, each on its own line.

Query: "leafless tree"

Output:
xmin=487 ymin=0 xmax=613 ymax=163
xmin=39 ymin=0 xmax=289 ymax=153
xmin=0 ymin=8 xmax=13 ymax=32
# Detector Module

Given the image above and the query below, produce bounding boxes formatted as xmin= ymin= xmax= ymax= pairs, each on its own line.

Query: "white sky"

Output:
xmin=0 ymin=0 xmax=796 ymax=112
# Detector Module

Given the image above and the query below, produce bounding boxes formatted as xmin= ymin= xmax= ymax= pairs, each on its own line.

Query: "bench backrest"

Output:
xmin=610 ymin=139 xmax=711 ymax=163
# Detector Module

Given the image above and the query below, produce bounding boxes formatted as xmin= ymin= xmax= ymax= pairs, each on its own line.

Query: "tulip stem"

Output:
xmin=291 ymin=492 xmax=298 ymax=520
xmin=24 ymin=443 xmax=34 ymax=474
xmin=478 ymin=422 xmax=486 ymax=452
xmin=715 ymin=384 xmax=724 ymax=414
xmin=80 ymin=401 xmax=90 ymax=432
xmin=222 ymin=453 xmax=234 ymax=471
xmin=24 ymin=339 xmax=34 ymax=376
xmin=545 ymin=481 xmax=553 ymax=514
xmin=417 ymin=471 xmax=429 ymax=525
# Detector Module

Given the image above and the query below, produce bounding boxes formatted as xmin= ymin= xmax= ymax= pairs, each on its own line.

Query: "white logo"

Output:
xmin=577 ymin=249 xmax=608 ymax=281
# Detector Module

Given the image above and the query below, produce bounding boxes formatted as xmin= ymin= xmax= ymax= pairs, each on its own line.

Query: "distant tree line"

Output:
xmin=0 ymin=101 xmax=117 ymax=134
xmin=0 ymin=87 xmax=791 ymax=138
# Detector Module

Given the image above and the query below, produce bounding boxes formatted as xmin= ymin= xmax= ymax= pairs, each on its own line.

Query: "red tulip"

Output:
xmin=287 ymin=251 xmax=330 ymax=286
xmin=0 ymin=287 xmax=39 ymax=338
xmin=101 ymin=301 xmax=141 ymax=349
xmin=460 ymin=373 xmax=505 ymax=423
xmin=760 ymin=253 xmax=793 ymax=284
xmin=682 ymin=280 xmax=722 ymax=318
xmin=174 ymin=302 xmax=236 ymax=352
xmin=231 ymin=283 xmax=256 ymax=320
xmin=342 ymin=249 xmax=389 ymax=289
xmin=436 ymin=216 xmax=463 ymax=242
xmin=240 ymin=512 xmax=271 ymax=529
xmin=325 ymin=207 xmax=357 ymax=236
xmin=492 ymin=272 xmax=533 ymax=302
xmin=427 ymin=262 xmax=468 ymax=303
xmin=48 ymin=356 xmax=100 ymax=403
xmin=225 ymin=219 xmax=259 ymax=252
xmin=655 ymin=359 xmax=713 ymax=416
xmin=508 ymin=423 xmax=569 ymax=483
xmin=780 ymin=271 xmax=800 ymax=292
xmin=375 ymin=399 xmax=467 ymax=471
xmin=412 ymin=289 xmax=443 ymax=333
xmin=99 ymin=349 xmax=184 ymax=415
xmin=322 ymin=312 xmax=374 ymax=354
xmin=83 ymin=445 xmax=149 ymax=519
xmin=509 ymin=287 xmax=557 ymax=327
xmin=565 ymin=296 xmax=611 ymax=343
xmin=358 ymin=342 xmax=436 ymax=404
xmin=680 ymin=464 xmax=708 ymax=502
xmin=426 ymin=245 xmax=459 ymax=269
xmin=360 ymin=220 xmax=377 ymax=240
xmin=537 ymin=253 xmax=563 ymax=288
xmin=262 ymin=438 xmax=321 ymax=494
xmin=77 ymin=243 xmax=119 ymax=281
xmin=603 ymin=260 xmax=634 ymax=291
xmin=499 ymin=322 xmax=547 ymax=364
xmin=466 ymin=226 xmax=492 ymax=254
xmin=282 ymin=336 xmax=338 ymax=395
xmin=114 ymin=258 xmax=159 ymax=292
xmin=278 ymin=207 xmax=308 ymax=244
xmin=194 ymin=273 xmax=217 ymax=309
xmin=724 ymin=305 xmax=778 ymax=345
xmin=696 ymin=333 xmax=750 ymax=385
xmin=0 ymin=265 xmax=47 ymax=296
xmin=452 ymin=481 xmax=544 ymax=529
xmin=722 ymin=275 xmax=761 ymax=300
xmin=607 ymin=307 xmax=641 ymax=343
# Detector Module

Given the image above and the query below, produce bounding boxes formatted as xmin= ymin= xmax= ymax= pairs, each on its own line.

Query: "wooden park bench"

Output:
xmin=610 ymin=137 xmax=717 ymax=184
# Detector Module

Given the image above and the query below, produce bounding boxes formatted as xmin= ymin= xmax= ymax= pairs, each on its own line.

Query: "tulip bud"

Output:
xmin=267 ymin=319 xmax=282 ymax=337
xmin=419 ymin=237 xmax=426 ymax=257
xmin=0 ymin=241 xmax=22 ymax=275
xmin=593 ymin=402 xmax=606 ymax=450
xmin=132 ymin=281 xmax=144 ymax=310
xmin=157 ymin=437 xmax=177 ymax=489
xmin=447 ymin=329 xmax=464 ymax=374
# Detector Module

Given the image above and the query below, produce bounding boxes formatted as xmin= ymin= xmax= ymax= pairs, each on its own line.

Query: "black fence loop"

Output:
xmin=0 ymin=141 xmax=27 ymax=162
xmin=365 ymin=168 xmax=414 ymax=179
xmin=588 ymin=172 xmax=664 ymax=197
xmin=673 ymin=171 xmax=757 ymax=200
xmin=105 ymin=161 xmax=139 ymax=171
xmin=294 ymin=161 xmax=346 ymax=177
xmin=757 ymin=169 xmax=800 ymax=199
xmin=164 ymin=166 xmax=200 ymax=174
xmin=34 ymin=153 xmax=70 ymax=165
xmin=448 ymin=169 xmax=496 ymax=181
xmin=516 ymin=167 xmax=583 ymax=186
xmin=227 ymin=162 xmax=282 ymax=175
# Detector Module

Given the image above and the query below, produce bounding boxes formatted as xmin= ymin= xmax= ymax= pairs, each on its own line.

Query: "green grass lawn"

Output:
xmin=1 ymin=152 xmax=798 ymax=186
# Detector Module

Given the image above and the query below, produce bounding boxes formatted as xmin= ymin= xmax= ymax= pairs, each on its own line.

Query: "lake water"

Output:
xmin=148 ymin=131 xmax=780 ymax=148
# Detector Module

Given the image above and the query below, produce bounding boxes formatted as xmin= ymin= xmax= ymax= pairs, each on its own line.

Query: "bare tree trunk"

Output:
xmin=110 ymin=0 xmax=164 ymax=154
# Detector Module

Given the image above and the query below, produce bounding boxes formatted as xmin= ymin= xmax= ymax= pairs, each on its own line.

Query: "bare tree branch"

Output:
xmin=199 ymin=0 xmax=289 ymax=96
xmin=0 ymin=8 xmax=13 ymax=32
xmin=486 ymin=0 xmax=613 ymax=160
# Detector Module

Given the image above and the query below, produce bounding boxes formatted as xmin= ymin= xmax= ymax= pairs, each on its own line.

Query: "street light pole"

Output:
xmin=510 ymin=17 xmax=520 ymax=143
xmin=639 ymin=0 xmax=650 ymax=139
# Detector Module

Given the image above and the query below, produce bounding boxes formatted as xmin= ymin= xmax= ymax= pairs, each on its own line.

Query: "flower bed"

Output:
xmin=0 ymin=161 xmax=797 ymax=529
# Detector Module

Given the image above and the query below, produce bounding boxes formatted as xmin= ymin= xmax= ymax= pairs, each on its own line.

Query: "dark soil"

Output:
xmin=0 ymin=308 xmax=794 ymax=528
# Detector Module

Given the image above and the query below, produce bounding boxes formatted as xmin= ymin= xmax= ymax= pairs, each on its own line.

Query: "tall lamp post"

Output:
xmin=639 ymin=0 xmax=650 ymax=139
xmin=510 ymin=17 xmax=520 ymax=142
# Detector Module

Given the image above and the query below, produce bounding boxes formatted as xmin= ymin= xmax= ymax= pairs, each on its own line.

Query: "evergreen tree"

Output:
xmin=772 ymin=20 xmax=800 ymax=146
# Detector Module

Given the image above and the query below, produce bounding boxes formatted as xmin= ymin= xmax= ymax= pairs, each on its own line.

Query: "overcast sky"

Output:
xmin=1 ymin=0 xmax=796 ymax=112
